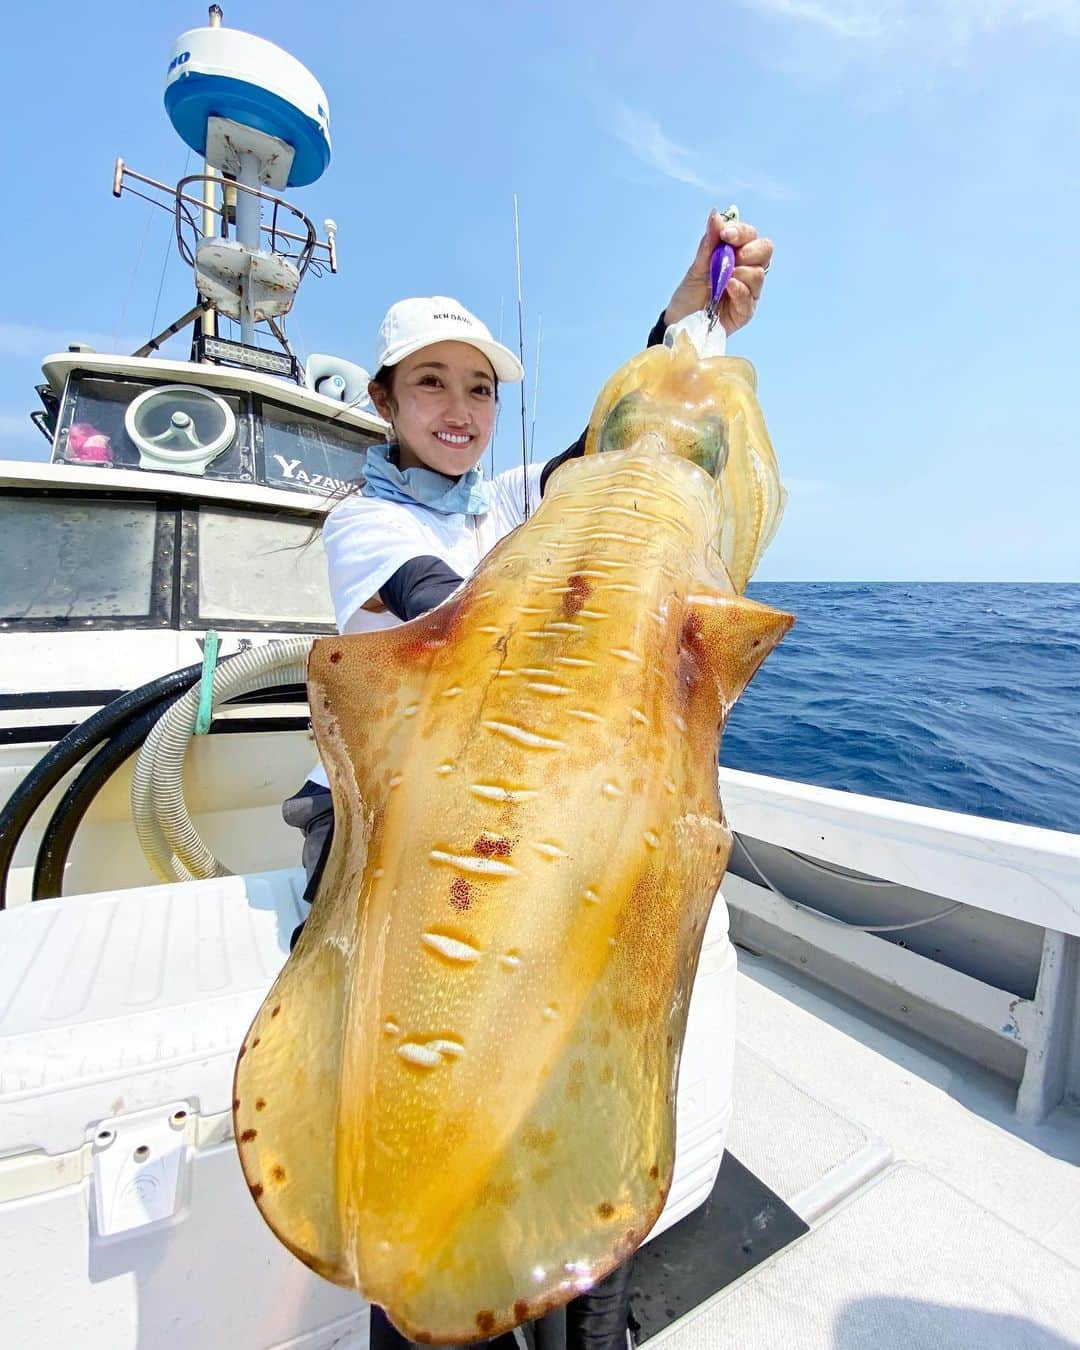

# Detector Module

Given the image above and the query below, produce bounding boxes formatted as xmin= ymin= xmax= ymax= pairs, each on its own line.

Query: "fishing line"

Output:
xmin=529 ymin=313 xmax=543 ymax=463
xmin=149 ymin=149 xmax=193 ymax=342
xmin=785 ymin=848 xmax=897 ymax=887
xmin=283 ymin=312 xmax=310 ymax=369
xmin=114 ymin=199 xmax=157 ymax=353
xmin=732 ymin=834 xmax=963 ymax=934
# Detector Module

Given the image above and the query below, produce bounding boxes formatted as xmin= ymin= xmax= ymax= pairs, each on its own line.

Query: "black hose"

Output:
xmin=0 ymin=663 xmax=206 ymax=909
xmin=32 ymin=695 xmax=181 ymax=902
xmin=2 ymin=659 xmax=309 ymax=909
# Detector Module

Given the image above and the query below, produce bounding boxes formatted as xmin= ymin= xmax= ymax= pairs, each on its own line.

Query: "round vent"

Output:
xmin=125 ymin=384 xmax=236 ymax=475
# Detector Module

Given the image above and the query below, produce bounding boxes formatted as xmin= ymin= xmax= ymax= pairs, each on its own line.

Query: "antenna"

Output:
xmin=490 ymin=293 xmax=504 ymax=478
xmin=529 ymin=313 xmax=543 ymax=462
xmin=513 ymin=193 xmax=530 ymax=516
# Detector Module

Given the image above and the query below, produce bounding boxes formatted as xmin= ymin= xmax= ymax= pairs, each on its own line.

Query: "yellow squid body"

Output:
xmin=233 ymin=338 xmax=793 ymax=1342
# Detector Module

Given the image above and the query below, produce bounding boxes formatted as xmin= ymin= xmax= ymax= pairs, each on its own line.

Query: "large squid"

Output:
xmin=233 ymin=335 xmax=792 ymax=1342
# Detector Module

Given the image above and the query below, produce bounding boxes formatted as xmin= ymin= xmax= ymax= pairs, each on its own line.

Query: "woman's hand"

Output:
xmin=663 ymin=210 xmax=774 ymax=335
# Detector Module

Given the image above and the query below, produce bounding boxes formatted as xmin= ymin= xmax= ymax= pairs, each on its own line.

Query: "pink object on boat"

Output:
xmin=67 ymin=422 xmax=113 ymax=464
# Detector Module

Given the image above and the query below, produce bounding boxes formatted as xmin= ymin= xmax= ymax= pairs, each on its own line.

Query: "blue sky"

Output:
xmin=3 ymin=0 xmax=1078 ymax=580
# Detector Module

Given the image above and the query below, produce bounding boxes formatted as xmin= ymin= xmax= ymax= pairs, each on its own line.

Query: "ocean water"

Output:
xmin=722 ymin=583 xmax=1080 ymax=836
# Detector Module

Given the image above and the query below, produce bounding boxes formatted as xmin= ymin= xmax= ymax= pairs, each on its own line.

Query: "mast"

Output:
xmin=115 ymin=10 xmax=336 ymax=370
xmin=195 ymin=4 xmax=223 ymax=356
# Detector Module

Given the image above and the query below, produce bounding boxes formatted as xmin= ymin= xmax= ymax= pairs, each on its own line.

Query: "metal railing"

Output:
xmin=112 ymin=159 xmax=337 ymax=279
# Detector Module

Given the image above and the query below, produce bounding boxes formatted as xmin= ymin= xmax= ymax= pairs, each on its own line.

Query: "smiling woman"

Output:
xmin=340 ymin=296 xmax=522 ymax=525
xmin=373 ymin=345 xmax=499 ymax=475
xmin=366 ymin=294 xmax=521 ymax=474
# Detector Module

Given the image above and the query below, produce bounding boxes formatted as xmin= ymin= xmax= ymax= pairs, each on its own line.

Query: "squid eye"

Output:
xmin=599 ymin=396 xmax=729 ymax=477
xmin=685 ymin=417 xmax=729 ymax=477
xmin=597 ymin=394 xmax=643 ymax=453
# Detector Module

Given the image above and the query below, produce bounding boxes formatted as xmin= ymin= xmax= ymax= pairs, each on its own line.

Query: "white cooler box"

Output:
xmin=0 ymin=870 xmax=736 ymax=1348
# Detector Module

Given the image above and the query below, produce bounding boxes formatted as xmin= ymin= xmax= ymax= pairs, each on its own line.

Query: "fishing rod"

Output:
xmin=529 ymin=313 xmax=543 ymax=463
xmin=513 ymin=193 xmax=530 ymax=516
xmin=491 ymin=294 xmax=504 ymax=478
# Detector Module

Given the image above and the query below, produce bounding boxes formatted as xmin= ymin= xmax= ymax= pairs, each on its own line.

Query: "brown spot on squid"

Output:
xmin=681 ymin=609 xmax=704 ymax=653
xmin=522 ymin=1125 xmax=556 ymax=1154
xmin=478 ymin=1179 xmax=520 ymax=1208
xmin=567 ymin=1059 xmax=585 ymax=1102
xmin=474 ymin=834 xmax=514 ymax=858
xmin=563 ymin=573 xmax=591 ymax=617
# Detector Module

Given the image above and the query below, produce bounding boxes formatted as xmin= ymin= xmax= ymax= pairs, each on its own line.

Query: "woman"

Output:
xmin=285 ymin=210 xmax=773 ymax=1350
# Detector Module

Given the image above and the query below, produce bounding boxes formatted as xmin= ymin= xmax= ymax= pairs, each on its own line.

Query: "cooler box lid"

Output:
xmin=0 ymin=869 xmax=307 ymax=1158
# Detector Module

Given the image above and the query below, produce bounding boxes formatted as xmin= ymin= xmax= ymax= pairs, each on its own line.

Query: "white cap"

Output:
xmin=374 ymin=296 xmax=524 ymax=383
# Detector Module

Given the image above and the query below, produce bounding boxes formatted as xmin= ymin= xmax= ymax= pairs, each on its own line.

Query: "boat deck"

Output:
xmin=665 ymin=949 xmax=1080 ymax=1348
xmin=1 ymin=871 xmax=1077 ymax=1348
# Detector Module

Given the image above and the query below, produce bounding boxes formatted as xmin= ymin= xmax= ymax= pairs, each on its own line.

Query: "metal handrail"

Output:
xmin=174 ymin=173 xmax=318 ymax=279
xmin=112 ymin=159 xmax=337 ymax=273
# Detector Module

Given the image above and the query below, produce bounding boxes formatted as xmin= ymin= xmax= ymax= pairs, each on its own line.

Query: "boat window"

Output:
xmin=260 ymin=402 xmax=373 ymax=497
xmin=56 ymin=375 xmax=251 ymax=481
xmin=0 ymin=496 xmax=164 ymax=626
xmin=195 ymin=506 xmax=335 ymax=629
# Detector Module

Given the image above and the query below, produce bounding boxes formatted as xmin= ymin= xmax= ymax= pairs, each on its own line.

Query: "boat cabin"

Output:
xmin=3 ymin=352 xmax=384 ymax=640
xmin=3 ymin=10 xmax=386 ymax=649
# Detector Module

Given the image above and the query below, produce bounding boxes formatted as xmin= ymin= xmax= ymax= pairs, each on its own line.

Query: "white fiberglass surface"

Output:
xmin=718 ymin=767 xmax=1080 ymax=937
xmin=654 ymin=1165 xmax=1080 ymax=1350
xmin=0 ymin=870 xmax=307 ymax=1154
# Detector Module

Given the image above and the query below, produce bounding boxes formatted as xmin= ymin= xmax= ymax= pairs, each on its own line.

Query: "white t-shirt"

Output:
xmin=308 ymin=461 xmax=546 ymax=787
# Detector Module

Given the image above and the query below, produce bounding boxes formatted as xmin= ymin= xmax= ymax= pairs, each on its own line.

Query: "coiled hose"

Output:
xmin=31 ymin=696 xmax=181 ymax=901
xmin=0 ymin=662 xmax=207 ymax=909
xmin=130 ymin=637 xmax=313 ymax=882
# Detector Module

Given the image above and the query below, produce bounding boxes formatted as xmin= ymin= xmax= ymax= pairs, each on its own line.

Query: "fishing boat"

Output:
xmin=0 ymin=13 xmax=386 ymax=904
xmin=1 ymin=12 xmax=1077 ymax=1349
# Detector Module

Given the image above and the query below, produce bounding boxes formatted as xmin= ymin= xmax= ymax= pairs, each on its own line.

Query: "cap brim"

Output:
xmin=382 ymin=336 xmax=524 ymax=383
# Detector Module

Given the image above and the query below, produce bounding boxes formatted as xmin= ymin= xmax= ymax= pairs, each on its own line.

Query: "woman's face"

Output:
xmin=371 ymin=341 xmax=496 ymax=476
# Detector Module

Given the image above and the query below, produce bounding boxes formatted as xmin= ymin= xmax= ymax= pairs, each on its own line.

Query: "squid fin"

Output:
xmin=682 ymin=582 xmax=794 ymax=713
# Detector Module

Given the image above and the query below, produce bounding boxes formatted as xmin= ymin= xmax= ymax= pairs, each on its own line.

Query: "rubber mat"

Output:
xmin=630 ymin=1151 xmax=808 ymax=1342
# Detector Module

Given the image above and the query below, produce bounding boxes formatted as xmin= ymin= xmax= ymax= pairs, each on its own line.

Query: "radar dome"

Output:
xmin=164 ymin=27 xmax=331 ymax=188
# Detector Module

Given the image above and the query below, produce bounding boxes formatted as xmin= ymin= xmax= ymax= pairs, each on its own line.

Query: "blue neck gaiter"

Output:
xmin=361 ymin=443 xmax=492 ymax=516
